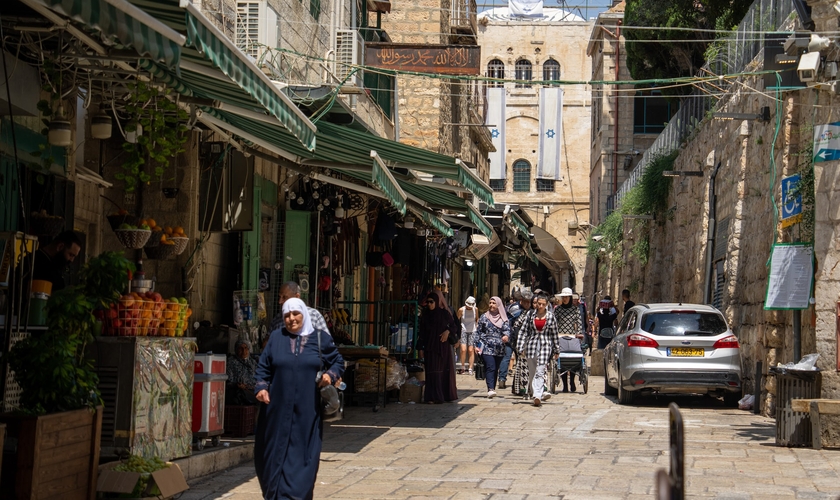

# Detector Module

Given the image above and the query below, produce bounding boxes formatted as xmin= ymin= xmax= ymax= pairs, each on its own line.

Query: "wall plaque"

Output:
xmin=364 ymin=43 xmax=480 ymax=75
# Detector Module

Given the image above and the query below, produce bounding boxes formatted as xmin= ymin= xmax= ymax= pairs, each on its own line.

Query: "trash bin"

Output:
xmin=771 ymin=367 xmax=822 ymax=447
xmin=192 ymin=353 xmax=227 ymax=450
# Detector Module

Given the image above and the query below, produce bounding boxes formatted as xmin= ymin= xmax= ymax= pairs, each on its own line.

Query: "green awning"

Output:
xmin=467 ymin=205 xmax=494 ymax=239
xmin=509 ymin=212 xmax=531 ymax=241
xmin=371 ymin=153 xmax=407 ymax=215
xmin=129 ymin=0 xmax=316 ymax=151
xmin=38 ymin=0 xmax=184 ymax=67
xmin=420 ymin=210 xmax=454 ymax=237
xmin=525 ymin=242 xmax=540 ymax=265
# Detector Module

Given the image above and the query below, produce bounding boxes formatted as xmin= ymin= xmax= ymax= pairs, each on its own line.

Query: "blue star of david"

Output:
xmin=491 ymin=129 xmax=500 ymax=138
xmin=546 ymin=129 xmax=556 ymax=139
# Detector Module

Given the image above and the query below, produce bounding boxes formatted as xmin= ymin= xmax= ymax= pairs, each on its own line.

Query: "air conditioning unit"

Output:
xmin=334 ymin=29 xmax=364 ymax=87
xmin=236 ymin=1 xmax=281 ymax=75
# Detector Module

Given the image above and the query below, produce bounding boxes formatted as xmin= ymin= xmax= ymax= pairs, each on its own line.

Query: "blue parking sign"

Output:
xmin=780 ymin=174 xmax=802 ymax=227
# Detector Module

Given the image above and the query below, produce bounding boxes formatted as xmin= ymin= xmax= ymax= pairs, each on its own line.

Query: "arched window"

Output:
xmin=515 ymin=59 xmax=532 ymax=88
xmin=487 ymin=59 xmax=505 ymax=88
xmin=513 ymin=160 xmax=531 ymax=192
xmin=543 ymin=59 xmax=560 ymax=84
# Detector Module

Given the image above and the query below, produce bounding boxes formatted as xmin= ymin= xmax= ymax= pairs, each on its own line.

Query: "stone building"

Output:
xmin=476 ymin=7 xmax=593 ymax=290
xmin=587 ymin=1 xmax=667 ymax=226
xmin=589 ymin=0 xmax=838 ymax=412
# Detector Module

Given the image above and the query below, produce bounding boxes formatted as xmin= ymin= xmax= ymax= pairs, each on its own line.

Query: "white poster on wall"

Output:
xmin=537 ymin=87 xmax=563 ymax=180
xmin=487 ymin=87 xmax=506 ymax=180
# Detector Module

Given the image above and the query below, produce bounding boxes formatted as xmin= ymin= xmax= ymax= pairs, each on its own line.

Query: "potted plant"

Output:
xmin=1 ymin=251 xmax=134 ymax=500
xmin=118 ymin=82 xmax=190 ymax=194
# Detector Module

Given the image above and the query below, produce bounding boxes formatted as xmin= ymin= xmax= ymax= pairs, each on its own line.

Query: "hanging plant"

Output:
xmin=117 ymin=82 xmax=190 ymax=193
xmin=29 ymin=60 xmax=67 ymax=173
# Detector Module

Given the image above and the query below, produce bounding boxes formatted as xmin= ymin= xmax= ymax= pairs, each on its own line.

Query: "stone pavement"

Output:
xmin=180 ymin=373 xmax=840 ymax=499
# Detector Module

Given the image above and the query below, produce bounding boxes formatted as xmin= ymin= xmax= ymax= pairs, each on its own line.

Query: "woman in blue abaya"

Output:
xmin=254 ymin=298 xmax=344 ymax=499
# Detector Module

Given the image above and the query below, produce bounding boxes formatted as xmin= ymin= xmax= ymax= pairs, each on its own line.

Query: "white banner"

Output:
xmin=509 ymin=0 xmax=543 ymax=17
xmin=538 ymin=87 xmax=563 ymax=180
xmin=487 ymin=87 xmax=506 ymax=180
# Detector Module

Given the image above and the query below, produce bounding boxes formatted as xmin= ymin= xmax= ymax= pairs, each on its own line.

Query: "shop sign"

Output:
xmin=364 ymin=44 xmax=480 ymax=75
xmin=813 ymin=121 xmax=840 ymax=162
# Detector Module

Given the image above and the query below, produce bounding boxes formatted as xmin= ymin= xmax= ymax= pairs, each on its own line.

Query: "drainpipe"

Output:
xmin=703 ymin=161 xmax=722 ymax=305
xmin=612 ymin=21 xmax=621 ymax=197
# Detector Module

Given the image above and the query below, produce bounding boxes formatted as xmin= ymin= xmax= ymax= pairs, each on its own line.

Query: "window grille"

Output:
xmin=490 ymin=179 xmax=506 ymax=192
xmin=515 ymin=60 xmax=532 ymax=88
xmin=543 ymin=59 xmax=560 ymax=84
xmin=536 ymin=179 xmax=555 ymax=192
xmin=487 ymin=59 xmax=505 ymax=88
xmin=513 ymin=160 xmax=531 ymax=192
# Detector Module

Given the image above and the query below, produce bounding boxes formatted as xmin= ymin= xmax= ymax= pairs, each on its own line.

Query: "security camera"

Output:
xmin=798 ymin=51 xmax=821 ymax=82
xmin=592 ymin=235 xmax=604 ymax=242
xmin=808 ymin=34 xmax=831 ymax=53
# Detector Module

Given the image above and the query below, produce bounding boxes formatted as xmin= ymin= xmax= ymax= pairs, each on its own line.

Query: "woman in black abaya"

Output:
xmin=254 ymin=298 xmax=344 ymax=499
xmin=417 ymin=291 xmax=458 ymax=404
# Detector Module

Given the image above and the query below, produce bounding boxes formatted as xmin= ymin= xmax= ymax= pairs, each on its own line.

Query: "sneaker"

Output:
xmin=487 ymin=390 xmax=497 ymax=398
xmin=541 ymin=393 xmax=552 ymax=402
xmin=533 ymin=397 xmax=541 ymax=407
xmin=468 ymin=369 xmax=474 ymax=376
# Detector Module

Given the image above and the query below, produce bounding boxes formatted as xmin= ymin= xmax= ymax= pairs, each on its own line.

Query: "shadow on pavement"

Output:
xmin=732 ymin=421 xmax=776 ymax=442
xmin=321 ymin=390 xmax=479 ymax=453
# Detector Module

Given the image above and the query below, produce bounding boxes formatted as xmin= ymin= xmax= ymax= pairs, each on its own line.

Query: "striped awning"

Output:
xmin=468 ymin=205 xmax=494 ymax=239
xmin=420 ymin=210 xmax=454 ymax=237
xmin=371 ymin=152 xmax=407 ymax=215
xmin=509 ymin=211 xmax=531 ymax=241
xmin=524 ymin=242 xmax=540 ymax=265
xmin=183 ymin=7 xmax=316 ymax=151
xmin=35 ymin=0 xmax=184 ymax=68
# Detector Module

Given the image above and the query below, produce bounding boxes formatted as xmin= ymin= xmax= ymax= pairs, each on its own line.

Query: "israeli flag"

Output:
xmin=487 ymin=87 xmax=506 ymax=180
xmin=509 ymin=0 xmax=543 ymax=17
xmin=538 ymin=87 xmax=563 ymax=180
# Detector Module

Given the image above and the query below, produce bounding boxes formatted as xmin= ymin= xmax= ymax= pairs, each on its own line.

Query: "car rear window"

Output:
xmin=640 ymin=312 xmax=728 ymax=336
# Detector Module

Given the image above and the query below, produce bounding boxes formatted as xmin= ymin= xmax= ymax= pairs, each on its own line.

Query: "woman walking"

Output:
xmin=456 ymin=296 xmax=478 ymax=375
xmin=516 ymin=294 xmax=561 ymax=407
xmin=474 ymin=296 xmax=511 ymax=398
xmin=254 ymin=298 xmax=345 ymax=500
xmin=553 ymin=288 xmax=584 ymax=392
xmin=417 ymin=291 xmax=458 ymax=404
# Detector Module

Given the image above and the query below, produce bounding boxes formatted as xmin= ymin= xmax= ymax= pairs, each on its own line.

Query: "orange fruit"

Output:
xmin=147 ymin=218 xmax=156 ymax=228
xmin=164 ymin=226 xmax=173 ymax=235
xmin=174 ymin=226 xmax=184 ymax=235
xmin=160 ymin=234 xmax=167 ymax=242
xmin=139 ymin=219 xmax=147 ymax=226
xmin=152 ymin=226 xmax=162 ymax=232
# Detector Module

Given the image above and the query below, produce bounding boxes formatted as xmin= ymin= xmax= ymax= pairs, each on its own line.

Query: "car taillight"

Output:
xmin=627 ymin=334 xmax=659 ymax=347
xmin=713 ymin=335 xmax=740 ymax=349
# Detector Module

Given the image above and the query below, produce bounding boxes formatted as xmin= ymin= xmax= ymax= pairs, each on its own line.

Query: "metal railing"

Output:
xmin=334 ymin=300 xmax=420 ymax=361
xmin=451 ymin=0 xmax=478 ymax=36
xmin=613 ymin=0 xmax=796 ymax=208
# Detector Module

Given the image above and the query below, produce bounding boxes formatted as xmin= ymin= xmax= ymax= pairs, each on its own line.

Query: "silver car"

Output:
xmin=603 ymin=303 xmax=742 ymax=405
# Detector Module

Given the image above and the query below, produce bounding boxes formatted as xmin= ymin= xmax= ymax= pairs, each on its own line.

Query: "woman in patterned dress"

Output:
xmin=516 ymin=294 xmax=562 ymax=407
xmin=553 ymin=287 xmax=585 ymax=392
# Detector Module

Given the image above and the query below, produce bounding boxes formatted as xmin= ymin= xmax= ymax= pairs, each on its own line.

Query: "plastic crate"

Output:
xmin=224 ymin=405 xmax=257 ymax=437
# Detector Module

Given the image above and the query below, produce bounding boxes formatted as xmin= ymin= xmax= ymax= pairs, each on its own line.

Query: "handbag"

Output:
xmin=599 ymin=327 xmax=615 ymax=339
xmin=316 ymin=331 xmax=343 ymax=421
xmin=473 ymin=355 xmax=486 ymax=380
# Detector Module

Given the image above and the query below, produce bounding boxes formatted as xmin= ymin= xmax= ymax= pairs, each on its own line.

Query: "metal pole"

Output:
xmin=669 ymin=402 xmax=685 ymax=500
xmin=754 ymin=361 xmax=763 ymax=415
xmin=793 ymin=309 xmax=801 ymax=363
xmin=314 ymin=210 xmax=321 ymax=309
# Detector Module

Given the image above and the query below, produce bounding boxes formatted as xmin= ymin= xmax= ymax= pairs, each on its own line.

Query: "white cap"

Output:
xmin=465 ymin=296 xmax=476 ymax=306
xmin=559 ymin=287 xmax=573 ymax=297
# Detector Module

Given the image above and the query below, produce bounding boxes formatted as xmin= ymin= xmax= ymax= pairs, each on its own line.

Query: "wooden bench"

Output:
xmin=791 ymin=399 xmax=840 ymax=449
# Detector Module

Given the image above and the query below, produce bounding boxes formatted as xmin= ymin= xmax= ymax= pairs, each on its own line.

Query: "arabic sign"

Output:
xmin=365 ymin=44 xmax=480 ymax=75
xmin=780 ymin=174 xmax=802 ymax=228
xmin=765 ymin=243 xmax=814 ymax=310
xmin=813 ymin=121 xmax=840 ymax=162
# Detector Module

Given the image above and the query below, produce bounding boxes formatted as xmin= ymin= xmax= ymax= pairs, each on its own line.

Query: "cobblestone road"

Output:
xmin=181 ymin=373 xmax=840 ymax=499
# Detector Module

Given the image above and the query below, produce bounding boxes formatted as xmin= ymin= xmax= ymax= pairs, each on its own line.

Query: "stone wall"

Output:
xmin=590 ymin=73 xmax=839 ymax=413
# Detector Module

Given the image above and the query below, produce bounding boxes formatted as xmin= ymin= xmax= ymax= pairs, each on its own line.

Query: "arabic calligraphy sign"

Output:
xmin=364 ymin=44 xmax=480 ymax=75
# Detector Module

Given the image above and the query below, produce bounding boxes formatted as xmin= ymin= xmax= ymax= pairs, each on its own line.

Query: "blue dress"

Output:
xmin=254 ymin=329 xmax=344 ymax=500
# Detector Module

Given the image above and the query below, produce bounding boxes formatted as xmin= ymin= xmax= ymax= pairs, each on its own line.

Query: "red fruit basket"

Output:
xmin=102 ymin=297 xmax=166 ymax=336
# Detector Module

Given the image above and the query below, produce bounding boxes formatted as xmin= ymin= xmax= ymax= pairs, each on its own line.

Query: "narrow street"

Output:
xmin=181 ymin=373 xmax=840 ymax=499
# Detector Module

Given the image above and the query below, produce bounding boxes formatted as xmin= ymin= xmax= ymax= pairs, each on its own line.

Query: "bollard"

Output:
xmin=669 ymin=402 xmax=685 ymax=500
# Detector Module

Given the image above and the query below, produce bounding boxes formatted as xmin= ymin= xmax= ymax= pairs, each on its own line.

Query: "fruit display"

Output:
xmin=30 ymin=209 xmax=65 ymax=237
xmin=113 ymin=223 xmax=151 ymax=249
xmin=107 ymin=209 xmax=140 ymax=230
xmin=141 ymin=218 xmax=163 ymax=248
xmin=102 ymin=292 xmax=192 ymax=337
xmin=164 ymin=225 xmax=190 ymax=255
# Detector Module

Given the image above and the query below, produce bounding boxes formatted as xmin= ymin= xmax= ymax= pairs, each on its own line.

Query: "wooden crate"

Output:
xmin=0 ymin=406 xmax=102 ymax=500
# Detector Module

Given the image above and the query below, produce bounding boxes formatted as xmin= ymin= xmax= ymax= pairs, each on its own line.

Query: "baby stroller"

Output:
xmin=549 ymin=335 xmax=589 ymax=394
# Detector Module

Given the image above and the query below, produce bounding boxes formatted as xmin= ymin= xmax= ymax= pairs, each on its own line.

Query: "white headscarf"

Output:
xmin=281 ymin=298 xmax=314 ymax=336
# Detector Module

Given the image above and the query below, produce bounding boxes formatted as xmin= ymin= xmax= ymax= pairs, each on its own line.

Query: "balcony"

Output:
xmin=450 ymin=0 xmax=477 ymax=38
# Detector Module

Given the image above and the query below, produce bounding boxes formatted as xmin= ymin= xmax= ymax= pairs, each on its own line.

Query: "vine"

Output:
xmin=791 ymin=125 xmax=815 ymax=243
xmin=118 ymin=82 xmax=190 ymax=193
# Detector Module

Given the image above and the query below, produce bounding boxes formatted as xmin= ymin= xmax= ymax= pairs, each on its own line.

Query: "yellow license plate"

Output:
xmin=668 ymin=347 xmax=704 ymax=357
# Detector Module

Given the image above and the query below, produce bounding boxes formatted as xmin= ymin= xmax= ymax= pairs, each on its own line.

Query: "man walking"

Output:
xmin=622 ymin=289 xmax=635 ymax=314
xmin=269 ymin=281 xmax=329 ymax=333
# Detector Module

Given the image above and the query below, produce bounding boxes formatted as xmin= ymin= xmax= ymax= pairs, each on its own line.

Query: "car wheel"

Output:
xmin=723 ymin=392 xmax=741 ymax=408
xmin=604 ymin=361 xmax=617 ymax=396
xmin=617 ymin=369 xmax=636 ymax=405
